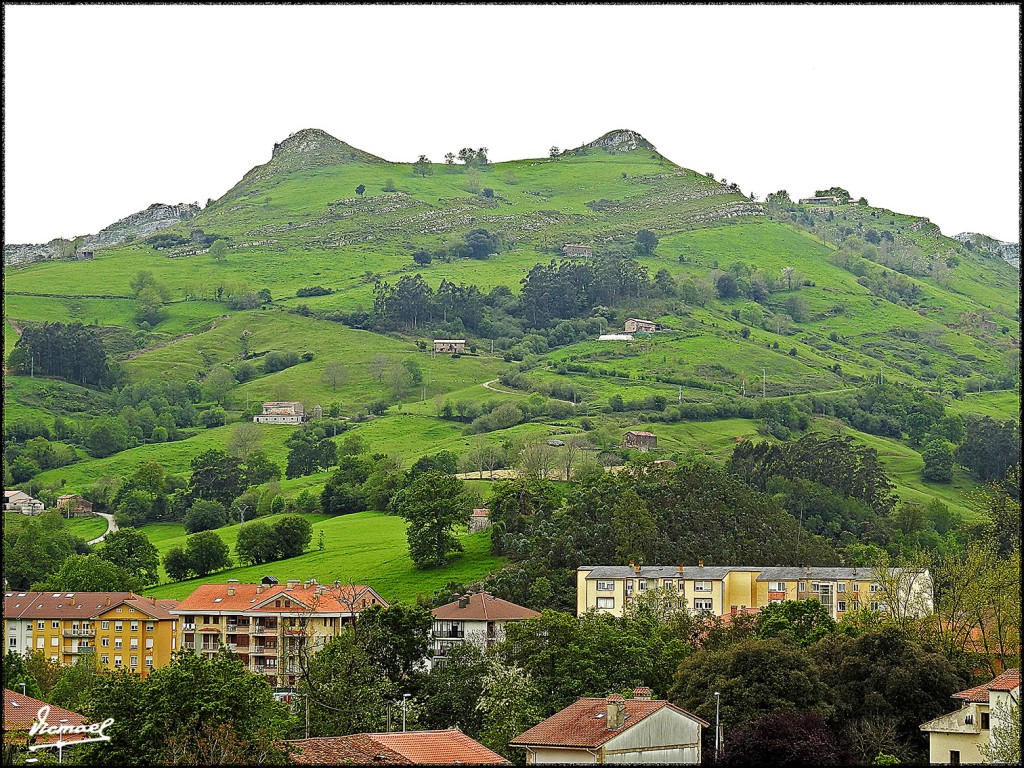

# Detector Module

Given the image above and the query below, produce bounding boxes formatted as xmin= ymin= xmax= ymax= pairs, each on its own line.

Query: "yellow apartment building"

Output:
xmin=3 ymin=591 xmax=179 ymax=679
xmin=576 ymin=563 xmax=933 ymax=619
xmin=170 ymin=578 xmax=387 ymax=690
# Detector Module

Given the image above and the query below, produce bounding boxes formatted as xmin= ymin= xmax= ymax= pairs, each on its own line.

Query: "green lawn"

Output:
xmin=140 ymin=511 xmax=504 ymax=605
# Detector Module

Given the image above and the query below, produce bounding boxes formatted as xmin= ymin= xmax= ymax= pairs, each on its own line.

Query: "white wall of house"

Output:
xmin=6 ymin=619 xmax=33 ymax=655
xmin=603 ymin=708 xmax=702 ymax=764
xmin=527 ymin=747 xmax=596 ymax=764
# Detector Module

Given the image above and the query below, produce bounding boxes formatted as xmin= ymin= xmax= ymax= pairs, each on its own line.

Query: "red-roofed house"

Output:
xmin=431 ymin=592 xmax=539 ymax=668
xmin=622 ymin=431 xmax=657 ymax=451
xmin=469 ymin=508 xmax=491 ymax=533
xmin=170 ymin=579 xmax=387 ymax=689
xmin=3 ymin=688 xmax=87 ymax=748
xmin=509 ymin=693 xmax=708 ymax=764
xmin=920 ymin=668 xmax=1020 ymax=764
xmin=286 ymin=730 xmax=510 ymax=764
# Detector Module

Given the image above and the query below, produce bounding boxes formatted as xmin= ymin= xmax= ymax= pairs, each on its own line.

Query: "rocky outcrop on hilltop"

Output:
xmin=4 ymin=202 xmax=200 ymax=267
xmin=576 ymin=129 xmax=657 ymax=154
xmin=954 ymin=232 xmax=1019 ymax=268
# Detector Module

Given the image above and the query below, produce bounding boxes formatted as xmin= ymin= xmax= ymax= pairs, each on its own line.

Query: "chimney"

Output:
xmin=731 ymin=605 xmax=738 ymax=616
xmin=333 ymin=580 xmax=341 ymax=589
xmin=104 ymin=597 xmax=111 ymax=607
xmin=256 ymin=584 xmax=264 ymax=595
xmin=678 ymin=564 xmax=684 ymax=575
xmin=634 ymin=563 xmax=641 ymax=574
xmin=606 ymin=695 xmax=625 ymax=729
xmin=632 ymin=686 xmax=652 ymax=700
xmin=698 ymin=560 xmax=704 ymax=569
xmin=458 ymin=595 xmax=470 ymax=609
xmin=150 ymin=596 xmax=157 ymax=605
xmin=286 ymin=580 xmax=300 ymax=590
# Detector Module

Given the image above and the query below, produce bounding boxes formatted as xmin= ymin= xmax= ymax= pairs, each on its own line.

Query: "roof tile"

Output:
xmin=286 ymin=731 xmax=509 ymax=764
xmin=432 ymin=593 xmax=540 ymax=622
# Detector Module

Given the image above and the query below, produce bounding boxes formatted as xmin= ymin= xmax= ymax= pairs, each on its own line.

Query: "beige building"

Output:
xmin=576 ymin=564 xmax=934 ymax=620
xmin=562 ymin=244 xmax=593 ymax=258
xmin=430 ymin=592 xmax=539 ymax=668
xmin=624 ymin=318 xmax=657 ymax=334
xmin=920 ymin=668 xmax=1020 ymax=765
xmin=3 ymin=491 xmax=44 ymax=516
xmin=510 ymin=689 xmax=708 ymax=764
xmin=170 ymin=579 xmax=387 ymax=689
xmin=253 ymin=402 xmax=305 ymax=424
xmin=433 ymin=340 xmax=466 ymax=354
xmin=55 ymin=494 xmax=93 ymax=517
xmin=623 ymin=431 xmax=658 ymax=451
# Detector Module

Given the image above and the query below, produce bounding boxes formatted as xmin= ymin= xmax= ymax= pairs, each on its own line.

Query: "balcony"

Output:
xmin=62 ymin=628 xmax=96 ymax=637
xmin=182 ymin=623 xmax=196 ymax=631
xmin=251 ymin=624 xmax=278 ymax=635
xmin=201 ymin=645 xmax=219 ymax=652
xmin=182 ymin=641 xmax=196 ymax=650
xmin=434 ymin=629 xmax=464 ymax=639
xmin=251 ymin=644 xmax=278 ymax=655
xmin=62 ymin=645 xmax=95 ymax=654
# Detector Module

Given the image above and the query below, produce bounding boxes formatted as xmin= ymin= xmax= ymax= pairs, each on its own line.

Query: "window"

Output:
xmin=114 ymin=639 xmax=123 ymax=649
xmin=811 ymin=582 xmax=821 ymax=593
xmin=146 ymin=638 xmax=154 ymax=649
xmin=8 ymin=638 xmax=16 ymax=647
xmin=637 ymin=580 xmax=647 ymax=591
xmin=596 ymin=597 xmax=615 ymax=610
xmin=128 ymin=607 xmax=135 ymax=613
xmin=146 ymin=658 xmax=154 ymax=668
xmin=130 ymin=622 xmax=139 ymax=632
xmin=147 ymin=622 xmax=154 ymax=632
xmin=596 ymin=580 xmax=615 ymax=591
xmin=102 ymin=621 xmax=110 ymax=630
xmin=663 ymin=580 xmax=675 ymax=590
xmin=837 ymin=582 xmax=846 ymax=593
xmin=36 ymin=638 xmax=44 ymax=649
xmin=981 ymin=712 xmax=990 ymax=730
xmin=115 ymin=622 xmax=123 ymax=632
xmin=693 ymin=581 xmax=712 ymax=592
xmin=50 ymin=655 xmax=58 ymax=663
xmin=130 ymin=639 xmax=138 ymax=650
xmin=101 ymin=637 xmax=109 ymax=647
xmin=130 ymin=656 xmax=138 ymax=667
xmin=870 ymin=584 xmax=881 ymax=593
xmin=52 ymin=621 xmax=60 ymax=629
xmin=768 ymin=582 xmax=787 ymax=592
xmin=37 ymin=620 xmax=45 ymax=630
xmin=798 ymin=582 xmax=806 ymax=592
xmin=852 ymin=583 xmax=860 ymax=592
xmin=693 ymin=598 xmax=713 ymax=611
xmin=116 ymin=608 xmax=122 ymax=613
xmin=114 ymin=656 xmax=122 ymax=668
xmin=949 ymin=750 xmax=960 ymax=766
xmin=870 ymin=601 xmax=883 ymax=611
xmin=51 ymin=637 xmax=58 ymax=647
xmin=101 ymin=655 xmax=109 ymax=665
xmin=837 ymin=601 xmax=847 ymax=612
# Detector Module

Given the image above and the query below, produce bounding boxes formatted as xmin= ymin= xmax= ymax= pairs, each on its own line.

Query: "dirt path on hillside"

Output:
xmin=122 ymin=332 xmax=196 ymax=360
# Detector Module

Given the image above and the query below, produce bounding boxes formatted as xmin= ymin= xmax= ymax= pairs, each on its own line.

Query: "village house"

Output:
xmin=170 ymin=579 xmax=387 ymax=690
xmin=561 ymin=243 xmax=593 ymax=258
xmin=509 ymin=688 xmax=708 ymax=764
xmin=3 ymin=490 xmax=45 ymax=516
xmin=286 ymin=731 xmax=510 ymax=765
xmin=2 ymin=592 xmax=179 ymax=679
xmin=919 ymin=668 xmax=1020 ymax=765
xmin=623 ymin=430 xmax=658 ymax=451
xmin=253 ymin=402 xmax=305 ymax=425
xmin=74 ymin=249 xmax=95 ymax=260
xmin=576 ymin=563 xmax=934 ymax=620
xmin=433 ymin=339 xmax=466 ymax=354
xmin=55 ymin=494 xmax=93 ymax=518
xmin=624 ymin=318 xmax=657 ymax=334
xmin=430 ymin=592 xmax=539 ymax=669
xmin=4 ymin=687 xmax=88 ymax=750
xmin=798 ymin=196 xmax=842 ymax=205
xmin=468 ymin=508 xmax=491 ymax=533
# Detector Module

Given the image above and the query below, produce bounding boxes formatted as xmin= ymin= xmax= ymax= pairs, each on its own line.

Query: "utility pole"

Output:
xmin=402 ymin=693 xmax=410 ymax=732
xmin=714 ymin=691 xmax=721 ymax=763
xmin=678 ymin=385 xmax=682 ymax=403
xmin=761 ymin=367 xmax=767 ymax=398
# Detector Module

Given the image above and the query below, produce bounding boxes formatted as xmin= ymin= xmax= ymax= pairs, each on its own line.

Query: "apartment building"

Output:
xmin=576 ymin=563 xmax=933 ymax=620
xmin=430 ymin=592 xmax=539 ymax=668
xmin=170 ymin=579 xmax=387 ymax=690
xmin=3 ymin=592 xmax=179 ymax=679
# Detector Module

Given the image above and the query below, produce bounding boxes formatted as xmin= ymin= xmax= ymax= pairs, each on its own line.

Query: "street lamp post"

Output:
xmin=714 ymin=692 xmax=721 ymax=763
xmin=402 ymin=693 xmax=410 ymax=732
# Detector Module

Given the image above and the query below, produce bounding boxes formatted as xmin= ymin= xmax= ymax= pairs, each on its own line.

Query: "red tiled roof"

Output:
xmin=172 ymin=582 xmax=387 ymax=614
xmin=509 ymin=697 xmax=709 ymax=749
xmin=432 ymin=592 xmax=540 ymax=622
xmin=953 ymin=668 xmax=1021 ymax=702
xmin=2 ymin=591 xmax=175 ymax=621
xmin=3 ymin=689 xmax=86 ymax=731
xmin=286 ymin=731 xmax=510 ymax=765
xmin=471 ymin=508 xmax=490 ymax=517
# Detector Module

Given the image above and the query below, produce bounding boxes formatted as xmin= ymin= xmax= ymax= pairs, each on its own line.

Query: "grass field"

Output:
xmin=140 ymin=511 xmax=504 ymax=604
xmin=3 ymin=512 xmax=108 ymax=543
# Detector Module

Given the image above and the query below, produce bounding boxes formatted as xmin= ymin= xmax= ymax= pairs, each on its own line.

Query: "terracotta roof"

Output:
xmin=3 ymin=689 xmax=86 ymax=731
xmin=626 ymin=431 xmax=656 ymax=437
xmin=286 ymin=731 xmax=510 ymax=765
xmin=432 ymin=593 xmax=540 ymax=622
xmin=93 ymin=597 xmax=179 ymax=620
xmin=2 ymin=591 xmax=175 ymax=621
xmin=953 ymin=668 xmax=1021 ymax=701
xmin=171 ymin=582 xmax=387 ymax=614
xmin=471 ymin=508 xmax=490 ymax=517
xmin=510 ymin=697 xmax=709 ymax=749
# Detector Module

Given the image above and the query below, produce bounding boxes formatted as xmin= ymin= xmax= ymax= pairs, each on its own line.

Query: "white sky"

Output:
xmin=4 ymin=4 xmax=1021 ymax=244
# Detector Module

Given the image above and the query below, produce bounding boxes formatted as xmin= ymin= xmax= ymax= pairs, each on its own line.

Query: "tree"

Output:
xmin=635 ymin=229 xmax=659 ymax=256
xmin=419 ymin=642 xmax=488 ymax=735
xmin=202 ymin=365 xmax=236 ymax=406
xmin=183 ymin=531 xmax=232 ymax=577
xmin=3 ymin=650 xmax=42 ymax=699
xmin=82 ymin=648 xmax=291 ymax=765
xmin=321 ymin=360 xmax=347 ymax=389
xmin=286 ymin=429 xmax=338 ymax=479
xmin=412 ymin=249 xmax=432 ymax=266
xmin=956 ymin=417 xmax=1020 ymax=482
xmin=397 ymin=471 xmax=472 ymax=568
xmin=444 ymin=152 xmax=455 ymax=166
xmin=164 ymin=546 xmax=192 ymax=581
xmin=183 ymin=499 xmax=229 ymax=533
xmin=209 ymin=238 xmax=227 ymax=261
xmin=86 ymin=418 xmax=130 ymax=458
xmin=22 ymin=649 xmax=63 ymax=698
xmin=97 ymin=528 xmax=160 ymax=585
xmin=33 ymin=554 xmax=143 ymax=592
xmin=235 ymin=521 xmax=278 ymax=566
xmin=476 ymin=659 xmax=544 ymax=762
xmin=922 ymin=439 xmax=956 ymax=482
xmin=412 ymin=154 xmax=433 ymax=177
xmin=355 ymin=184 xmax=365 ymax=197
xmin=722 ymin=711 xmax=847 ymax=766
xmin=272 ymin=515 xmax=313 ymax=558
xmin=369 ymin=353 xmax=390 ymax=382
xmin=355 ymin=603 xmax=433 ymax=683
xmin=186 ymin=449 xmax=247 ymax=508
xmin=978 ymin=697 xmax=1021 ymax=764
xmin=755 ymin=600 xmax=837 ymax=646
xmin=548 ymin=146 xmax=560 ymax=159
xmin=227 ymin=422 xmax=263 ymax=461
xmin=716 ymin=272 xmax=741 ymax=298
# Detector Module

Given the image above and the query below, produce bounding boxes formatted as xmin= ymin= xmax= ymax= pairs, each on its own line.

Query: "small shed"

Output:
xmin=623 ymin=430 xmax=658 ymax=451
xmin=75 ymin=249 xmax=95 ymax=260
xmin=469 ymin=508 xmax=491 ymax=533
xmin=624 ymin=318 xmax=657 ymax=333
xmin=434 ymin=339 xmax=466 ymax=354
xmin=562 ymin=243 xmax=593 ymax=258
